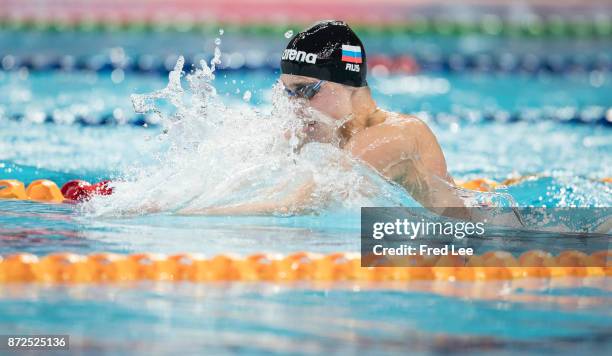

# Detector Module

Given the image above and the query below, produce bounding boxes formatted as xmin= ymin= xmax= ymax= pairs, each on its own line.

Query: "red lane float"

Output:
xmin=89 ymin=180 xmax=113 ymax=197
xmin=61 ymin=180 xmax=113 ymax=202
xmin=61 ymin=180 xmax=92 ymax=201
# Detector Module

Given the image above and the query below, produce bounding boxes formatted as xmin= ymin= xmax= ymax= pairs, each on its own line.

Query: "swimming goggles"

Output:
xmin=284 ymin=80 xmax=324 ymax=100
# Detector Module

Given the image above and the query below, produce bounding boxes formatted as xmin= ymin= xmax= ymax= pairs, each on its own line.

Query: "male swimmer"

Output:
xmin=181 ymin=20 xmax=476 ymax=217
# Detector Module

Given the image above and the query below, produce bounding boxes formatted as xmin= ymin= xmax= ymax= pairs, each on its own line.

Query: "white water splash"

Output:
xmin=83 ymin=32 xmax=524 ymax=218
xmin=85 ymin=48 xmax=409 ymax=217
xmin=242 ymin=90 xmax=252 ymax=102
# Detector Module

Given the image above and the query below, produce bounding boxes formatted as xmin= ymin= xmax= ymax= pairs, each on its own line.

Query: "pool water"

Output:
xmin=1 ymin=281 xmax=610 ymax=355
xmin=1 ymin=54 xmax=611 ymax=354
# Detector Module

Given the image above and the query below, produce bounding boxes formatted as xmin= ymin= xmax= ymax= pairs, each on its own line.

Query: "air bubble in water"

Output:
xmin=284 ymin=30 xmax=294 ymax=38
xmin=214 ymin=37 xmax=221 ymax=46
xmin=219 ymin=28 xmax=224 ymax=35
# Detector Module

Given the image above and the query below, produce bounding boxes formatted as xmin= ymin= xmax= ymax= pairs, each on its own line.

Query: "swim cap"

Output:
xmin=281 ymin=20 xmax=367 ymax=87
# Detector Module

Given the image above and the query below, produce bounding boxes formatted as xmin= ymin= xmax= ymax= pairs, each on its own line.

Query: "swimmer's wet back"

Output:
xmin=281 ymin=20 xmax=368 ymax=87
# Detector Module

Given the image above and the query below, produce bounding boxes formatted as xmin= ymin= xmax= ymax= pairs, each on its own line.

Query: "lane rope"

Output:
xmin=1 ymin=177 xmax=611 ymax=203
xmin=1 ymin=52 xmax=610 ymax=75
xmin=0 ymin=250 xmax=609 ymax=283
xmin=1 ymin=17 xmax=610 ymax=38
xmin=3 ymin=107 xmax=611 ymax=127
xmin=0 ymin=179 xmax=111 ymax=203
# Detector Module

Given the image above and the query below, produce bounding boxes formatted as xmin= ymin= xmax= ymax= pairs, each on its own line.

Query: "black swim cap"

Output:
xmin=281 ymin=20 xmax=367 ymax=87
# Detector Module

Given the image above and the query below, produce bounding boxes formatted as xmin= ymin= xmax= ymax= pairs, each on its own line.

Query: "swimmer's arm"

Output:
xmin=347 ymin=118 xmax=469 ymax=218
xmin=176 ymin=181 xmax=316 ymax=216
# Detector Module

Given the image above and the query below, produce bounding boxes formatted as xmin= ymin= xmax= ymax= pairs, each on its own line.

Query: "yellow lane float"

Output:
xmin=0 ymin=250 xmax=608 ymax=283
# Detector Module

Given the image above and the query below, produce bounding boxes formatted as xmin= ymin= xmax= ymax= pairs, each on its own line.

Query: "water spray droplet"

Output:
xmin=243 ymin=90 xmax=252 ymax=102
xmin=284 ymin=30 xmax=294 ymax=38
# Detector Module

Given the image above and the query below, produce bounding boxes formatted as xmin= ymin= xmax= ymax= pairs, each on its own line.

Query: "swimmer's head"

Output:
xmin=280 ymin=20 xmax=367 ymax=88
xmin=280 ymin=20 xmax=371 ymax=144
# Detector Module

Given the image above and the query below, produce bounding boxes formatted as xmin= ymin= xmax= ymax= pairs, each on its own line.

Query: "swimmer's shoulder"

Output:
xmin=357 ymin=111 xmax=431 ymax=141
xmin=346 ymin=112 xmax=431 ymax=155
xmin=348 ymin=111 xmax=447 ymax=178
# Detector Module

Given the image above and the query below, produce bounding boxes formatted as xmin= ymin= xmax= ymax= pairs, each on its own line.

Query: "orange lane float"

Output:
xmin=457 ymin=178 xmax=500 ymax=192
xmin=25 ymin=179 xmax=65 ymax=202
xmin=0 ymin=179 xmax=27 ymax=199
xmin=0 ymin=250 xmax=608 ymax=284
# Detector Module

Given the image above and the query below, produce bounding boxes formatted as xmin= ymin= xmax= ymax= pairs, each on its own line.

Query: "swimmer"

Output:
xmin=182 ymin=20 xmax=483 ymax=217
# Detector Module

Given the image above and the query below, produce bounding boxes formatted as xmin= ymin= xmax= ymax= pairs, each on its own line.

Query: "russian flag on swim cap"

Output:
xmin=341 ymin=45 xmax=362 ymax=64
